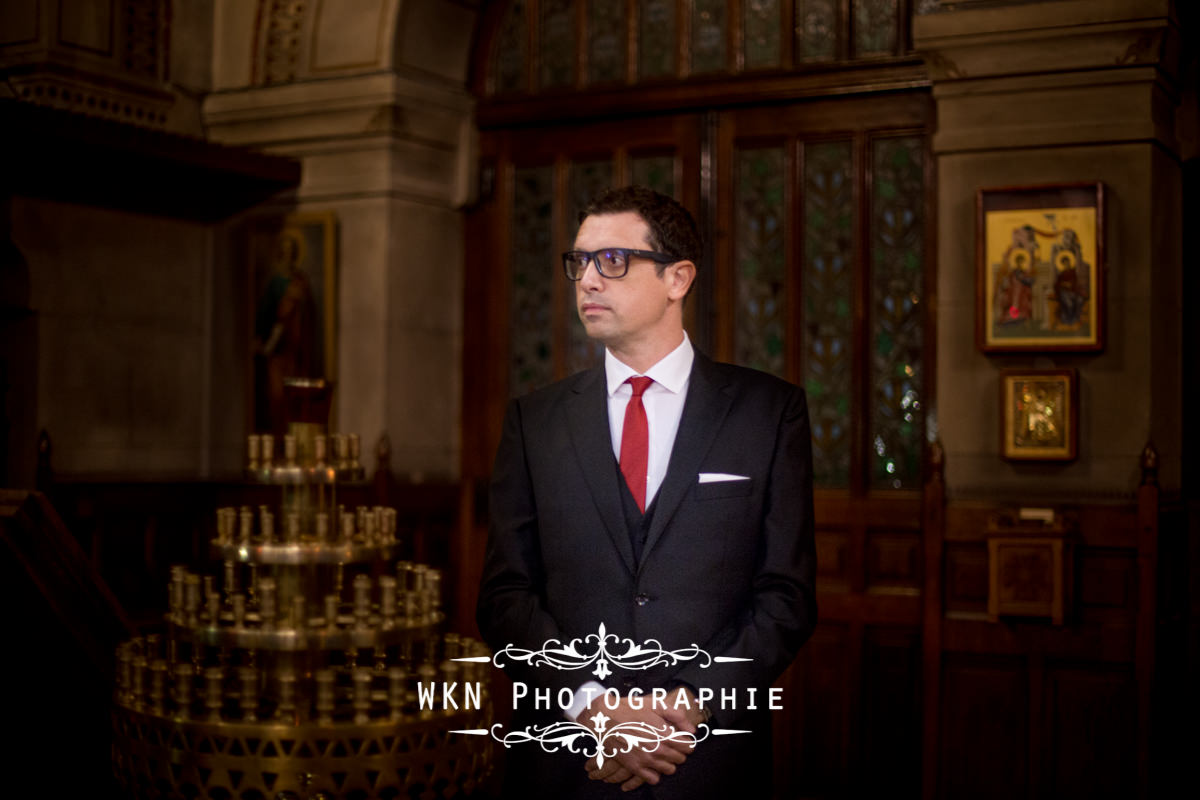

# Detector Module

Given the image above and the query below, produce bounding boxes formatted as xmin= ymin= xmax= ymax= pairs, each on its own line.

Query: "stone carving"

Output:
xmin=262 ymin=0 xmax=309 ymax=85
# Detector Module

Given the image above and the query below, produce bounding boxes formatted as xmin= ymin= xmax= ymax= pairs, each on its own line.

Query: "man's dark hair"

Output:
xmin=580 ymin=185 xmax=703 ymax=272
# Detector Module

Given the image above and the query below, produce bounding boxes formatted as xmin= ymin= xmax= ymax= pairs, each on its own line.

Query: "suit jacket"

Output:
xmin=477 ymin=351 xmax=817 ymax=799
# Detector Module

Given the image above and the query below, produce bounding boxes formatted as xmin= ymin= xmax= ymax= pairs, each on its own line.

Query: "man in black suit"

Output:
xmin=477 ymin=186 xmax=816 ymax=798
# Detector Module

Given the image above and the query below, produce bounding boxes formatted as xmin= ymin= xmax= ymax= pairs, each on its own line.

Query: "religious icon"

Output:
xmin=1000 ymin=369 xmax=1077 ymax=461
xmin=247 ymin=212 xmax=338 ymax=436
xmin=977 ymin=184 xmax=1104 ymax=352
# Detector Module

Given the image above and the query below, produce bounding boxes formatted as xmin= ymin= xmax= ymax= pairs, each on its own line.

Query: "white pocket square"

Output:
xmin=698 ymin=473 xmax=750 ymax=484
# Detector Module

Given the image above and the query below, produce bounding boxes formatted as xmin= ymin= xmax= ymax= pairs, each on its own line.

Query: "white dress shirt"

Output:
xmin=604 ymin=332 xmax=694 ymax=508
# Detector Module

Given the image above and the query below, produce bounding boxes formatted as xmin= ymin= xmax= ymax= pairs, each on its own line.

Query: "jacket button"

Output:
xmin=634 ymin=593 xmax=650 ymax=606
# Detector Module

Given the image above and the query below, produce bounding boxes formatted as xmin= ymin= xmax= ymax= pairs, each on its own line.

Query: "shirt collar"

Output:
xmin=605 ymin=332 xmax=694 ymax=397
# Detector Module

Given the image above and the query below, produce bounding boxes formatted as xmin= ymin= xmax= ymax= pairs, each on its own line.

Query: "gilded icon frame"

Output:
xmin=977 ymin=183 xmax=1104 ymax=352
xmin=1000 ymin=368 xmax=1078 ymax=461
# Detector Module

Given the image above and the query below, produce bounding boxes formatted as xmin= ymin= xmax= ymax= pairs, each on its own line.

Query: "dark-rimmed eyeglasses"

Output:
xmin=562 ymin=248 xmax=678 ymax=281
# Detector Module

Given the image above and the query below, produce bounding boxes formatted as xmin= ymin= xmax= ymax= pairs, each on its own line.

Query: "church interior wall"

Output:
xmin=13 ymin=195 xmax=216 ymax=476
xmin=937 ymin=141 xmax=1169 ymax=497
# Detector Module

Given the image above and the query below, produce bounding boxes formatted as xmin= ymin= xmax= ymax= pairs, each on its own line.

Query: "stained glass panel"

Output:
xmin=639 ymin=0 xmax=676 ymax=79
xmin=802 ymin=140 xmax=854 ymax=487
xmin=734 ymin=146 xmax=787 ymax=378
xmin=510 ymin=166 xmax=556 ymax=395
xmin=796 ymin=0 xmax=836 ymax=62
xmin=493 ymin=0 xmax=527 ymax=94
xmin=630 ymin=154 xmax=676 ymax=197
xmin=869 ymin=136 xmax=924 ymax=489
xmin=540 ymin=0 xmax=574 ymax=89
xmin=567 ymin=159 xmax=615 ymax=375
xmin=853 ymin=0 xmax=898 ymax=57
xmin=744 ymin=0 xmax=782 ymax=70
xmin=589 ymin=0 xmax=626 ymax=84
xmin=691 ymin=0 xmax=727 ymax=74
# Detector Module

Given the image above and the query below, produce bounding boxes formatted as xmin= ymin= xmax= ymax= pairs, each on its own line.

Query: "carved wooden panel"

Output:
xmin=815 ymin=529 xmax=851 ymax=590
xmin=944 ymin=541 xmax=988 ymax=615
xmin=866 ymin=530 xmax=921 ymax=592
xmin=988 ymin=536 xmax=1069 ymax=624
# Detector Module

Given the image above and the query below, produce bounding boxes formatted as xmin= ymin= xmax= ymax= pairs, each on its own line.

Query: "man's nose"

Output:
xmin=578 ymin=257 xmax=604 ymax=290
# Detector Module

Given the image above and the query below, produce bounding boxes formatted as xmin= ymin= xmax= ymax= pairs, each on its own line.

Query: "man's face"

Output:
xmin=573 ymin=211 xmax=687 ymax=353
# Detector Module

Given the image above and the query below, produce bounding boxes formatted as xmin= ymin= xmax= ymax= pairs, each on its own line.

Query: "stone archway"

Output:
xmin=212 ymin=0 xmax=478 ymax=90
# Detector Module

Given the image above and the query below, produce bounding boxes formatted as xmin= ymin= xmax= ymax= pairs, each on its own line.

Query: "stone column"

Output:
xmin=204 ymin=0 xmax=477 ymax=479
xmin=914 ymin=0 xmax=1186 ymax=496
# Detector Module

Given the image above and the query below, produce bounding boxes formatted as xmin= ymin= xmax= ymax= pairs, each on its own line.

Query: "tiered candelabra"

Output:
xmin=111 ymin=429 xmax=492 ymax=799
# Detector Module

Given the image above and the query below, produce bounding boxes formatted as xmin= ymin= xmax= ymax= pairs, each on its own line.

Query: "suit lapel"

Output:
xmin=566 ymin=366 xmax=637 ymax=575
xmin=639 ymin=353 xmax=733 ymax=570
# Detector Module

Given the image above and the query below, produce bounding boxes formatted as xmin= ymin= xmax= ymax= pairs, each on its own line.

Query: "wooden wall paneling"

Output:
xmin=921 ymin=129 xmax=938 ymax=487
xmin=860 ymin=624 xmax=922 ymax=798
xmin=712 ymin=108 xmax=736 ymax=362
xmin=789 ymin=134 xmax=806 ymax=387
xmin=783 ymin=134 xmax=799 ymax=384
xmin=1044 ymin=663 xmax=1137 ymax=798
xmin=793 ymin=621 xmax=854 ymax=797
xmin=816 ymin=526 xmax=852 ymax=592
xmin=770 ymin=656 xmax=804 ymax=794
xmin=939 ymin=653 xmax=1030 ymax=800
xmin=1027 ymin=653 xmax=1046 ymax=798
xmin=1077 ymin=547 xmax=1137 ymax=619
xmin=920 ymin=441 xmax=944 ymax=800
xmin=927 ymin=448 xmax=1165 ymax=799
xmin=943 ymin=541 xmax=989 ymax=618
xmin=851 ymin=126 xmax=868 ymax=494
xmin=866 ymin=528 xmax=922 ymax=593
xmin=779 ymin=0 xmax=796 ymax=69
xmin=727 ymin=0 xmax=743 ymax=74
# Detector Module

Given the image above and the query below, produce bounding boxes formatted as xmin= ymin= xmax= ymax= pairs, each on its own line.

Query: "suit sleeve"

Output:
xmin=671 ymin=384 xmax=818 ymax=720
xmin=475 ymin=398 xmax=581 ymax=697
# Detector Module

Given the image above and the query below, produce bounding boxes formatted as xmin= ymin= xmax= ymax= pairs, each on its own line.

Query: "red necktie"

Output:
xmin=620 ymin=376 xmax=653 ymax=513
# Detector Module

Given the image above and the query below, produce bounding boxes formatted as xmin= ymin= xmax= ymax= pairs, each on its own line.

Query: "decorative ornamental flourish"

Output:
xmin=489 ymin=715 xmax=711 ymax=769
xmin=491 ymin=623 xmax=732 ymax=681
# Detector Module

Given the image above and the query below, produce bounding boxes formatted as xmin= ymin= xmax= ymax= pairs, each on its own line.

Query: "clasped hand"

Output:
xmin=580 ymin=687 xmax=706 ymax=792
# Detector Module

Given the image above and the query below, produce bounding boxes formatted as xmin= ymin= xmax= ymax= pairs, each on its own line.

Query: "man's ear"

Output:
xmin=666 ymin=260 xmax=696 ymax=301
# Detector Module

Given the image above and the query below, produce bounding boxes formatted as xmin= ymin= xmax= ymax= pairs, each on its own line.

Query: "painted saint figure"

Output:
xmin=995 ymin=249 xmax=1035 ymax=325
xmin=1049 ymin=228 xmax=1090 ymax=328
xmin=254 ymin=229 xmax=317 ymax=435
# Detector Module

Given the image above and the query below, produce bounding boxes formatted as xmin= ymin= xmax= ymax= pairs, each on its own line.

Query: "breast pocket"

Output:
xmin=693 ymin=477 xmax=754 ymax=501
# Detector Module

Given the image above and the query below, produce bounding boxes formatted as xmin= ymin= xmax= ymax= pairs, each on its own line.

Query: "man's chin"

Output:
xmin=578 ymin=314 xmax=609 ymax=336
